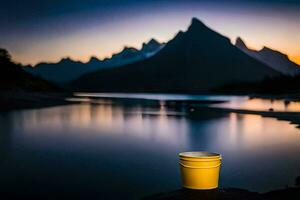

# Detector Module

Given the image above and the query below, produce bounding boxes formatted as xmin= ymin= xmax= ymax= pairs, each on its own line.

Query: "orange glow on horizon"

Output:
xmin=290 ymin=55 xmax=300 ymax=66
xmin=8 ymin=10 xmax=300 ymax=67
xmin=13 ymin=35 xmax=300 ymax=66
xmin=236 ymin=40 xmax=300 ymax=66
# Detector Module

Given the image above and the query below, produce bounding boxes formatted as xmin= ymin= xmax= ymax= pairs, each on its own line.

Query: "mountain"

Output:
xmin=69 ymin=18 xmax=281 ymax=93
xmin=236 ymin=37 xmax=300 ymax=76
xmin=24 ymin=38 xmax=164 ymax=83
xmin=0 ymin=48 xmax=59 ymax=92
xmin=141 ymin=39 xmax=163 ymax=57
xmin=0 ymin=48 xmax=67 ymax=111
xmin=25 ymin=58 xmax=89 ymax=84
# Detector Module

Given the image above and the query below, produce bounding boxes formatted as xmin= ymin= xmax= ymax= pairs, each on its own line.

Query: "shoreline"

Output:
xmin=3 ymin=91 xmax=300 ymax=129
xmin=2 ymin=92 xmax=300 ymax=129
xmin=249 ymin=93 xmax=300 ymax=102
xmin=191 ymin=105 xmax=300 ymax=129
xmin=0 ymin=91 xmax=73 ymax=112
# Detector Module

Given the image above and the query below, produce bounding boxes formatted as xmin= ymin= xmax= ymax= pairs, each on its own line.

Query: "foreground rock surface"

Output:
xmin=144 ymin=187 xmax=300 ymax=200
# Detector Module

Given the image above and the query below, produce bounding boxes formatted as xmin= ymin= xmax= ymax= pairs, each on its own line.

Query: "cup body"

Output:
xmin=179 ymin=151 xmax=222 ymax=190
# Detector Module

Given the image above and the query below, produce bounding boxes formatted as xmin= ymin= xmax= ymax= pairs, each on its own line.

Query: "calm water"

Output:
xmin=1 ymin=93 xmax=300 ymax=199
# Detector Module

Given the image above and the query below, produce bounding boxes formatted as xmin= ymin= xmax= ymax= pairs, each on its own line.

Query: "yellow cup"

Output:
xmin=179 ymin=151 xmax=222 ymax=190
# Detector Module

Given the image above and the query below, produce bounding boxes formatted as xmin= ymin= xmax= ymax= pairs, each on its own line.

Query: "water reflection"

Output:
xmin=217 ymin=98 xmax=300 ymax=112
xmin=1 ymin=95 xmax=300 ymax=199
xmin=215 ymin=113 xmax=299 ymax=151
xmin=13 ymin=103 xmax=189 ymax=148
xmin=75 ymin=92 xmax=300 ymax=112
xmin=0 ymin=114 xmax=13 ymax=160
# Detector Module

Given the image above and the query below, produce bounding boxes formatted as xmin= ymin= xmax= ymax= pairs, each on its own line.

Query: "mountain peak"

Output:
xmin=189 ymin=17 xmax=207 ymax=30
xmin=123 ymin=46 xmax=138 ymax=52
xmin=191 ymin=17 xmax=203 ymax=25
xmin=235 ymin=37 xmax=247 ymax=49
xmin=60 ymin=57 xmax=74 ymax=63
xmin=260 ymin=46 xmax=278 ymax=54
xmin=142 ymin=38 xmax=159 ymax=48
xmin=186 ymin=17 xmax=227 ymax=41
xmin=260 ymin=46 xmax=272 ymax=52
xmin=147 ymin=38 xmax=160 ymax=46
xmin=259 ymin=46 xmax=289 ymax=59
xmin=142 ymin=38 xmax=162 ymax=52
xmin=110 ymin=46 xmax=139 ymax=60
xmin=89 ymin=56 xmax=100 ymax=63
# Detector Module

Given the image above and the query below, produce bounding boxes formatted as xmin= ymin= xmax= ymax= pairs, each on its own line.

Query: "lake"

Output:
xmin=1 ymin=93 xmax=300 ymax=199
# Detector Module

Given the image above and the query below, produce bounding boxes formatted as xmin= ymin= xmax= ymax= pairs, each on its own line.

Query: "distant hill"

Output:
xmin=0 ymin=48 xmax=59 ymax=92
xmin=70 ymin=18 xmax=281 ymax=93
xmin=0 ymin=48 xmax=67 ymax=111
xmin=24 ymin=39 xmax=164 ymax=83
xmin=235 ymin=37 xmax=300 ymax=76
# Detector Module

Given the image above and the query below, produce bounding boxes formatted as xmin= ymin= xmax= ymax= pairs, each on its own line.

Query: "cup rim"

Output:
xmin=179 ymin=151 xmax=221 ymax=158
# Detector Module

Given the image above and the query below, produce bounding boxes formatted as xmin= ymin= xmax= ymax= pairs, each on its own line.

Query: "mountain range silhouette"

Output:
xmin=235 ymin=37 xmax=300 ymax=76
xmin=70 ymin=18 xmax=282 ymax=93
xmin=24 ymin=39 xmax=164 ymax=83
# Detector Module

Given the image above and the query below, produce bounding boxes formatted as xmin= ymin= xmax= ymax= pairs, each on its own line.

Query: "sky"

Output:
xmin=0 ymin=0 xmax=299 ymax=65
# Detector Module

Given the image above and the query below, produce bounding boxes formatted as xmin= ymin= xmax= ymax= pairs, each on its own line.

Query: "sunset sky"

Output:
xmin=0 ymin=0 xmax=299 ymax=65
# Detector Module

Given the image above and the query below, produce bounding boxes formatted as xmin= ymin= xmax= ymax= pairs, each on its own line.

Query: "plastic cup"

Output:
xmin=179 ymin=151 xmax=222 ymax=190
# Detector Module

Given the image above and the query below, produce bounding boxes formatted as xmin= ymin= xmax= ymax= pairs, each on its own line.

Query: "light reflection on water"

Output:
xmin=216 ymin=98 xmax=300 ymax=112
xmin=1 ymin=94 xmax=300 ymax=199
xmin=14 ymin=104 xmax=188 ymax=147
